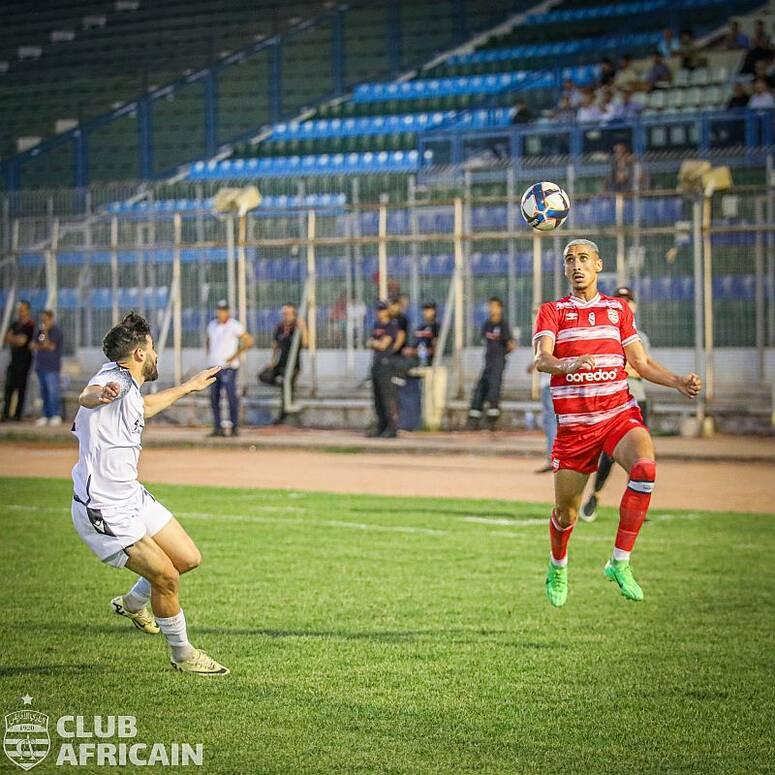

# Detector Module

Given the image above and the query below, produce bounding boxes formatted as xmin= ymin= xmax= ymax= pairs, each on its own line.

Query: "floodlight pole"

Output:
xmin=702 ymin=196 xmax=714 ymax=406
xmin=692 ymin=198 xmax=706 ymax=429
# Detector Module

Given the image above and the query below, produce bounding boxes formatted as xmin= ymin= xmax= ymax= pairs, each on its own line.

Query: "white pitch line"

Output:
xmin=181 ymin=510 xmax=447 ymax=536
xmin=463 ymin=516 xmax=547 ymax=527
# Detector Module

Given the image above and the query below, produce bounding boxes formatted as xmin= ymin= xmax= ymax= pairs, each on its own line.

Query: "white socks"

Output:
xmin=550 ymin=554 xmax=568 ymax=568
xmin=156 ymin=610 xmax=194 ymax=662
xmin=612 ymin=547 xmax=631 ymax=562
xmin=123 ymin=576 xmax=151 ymax=612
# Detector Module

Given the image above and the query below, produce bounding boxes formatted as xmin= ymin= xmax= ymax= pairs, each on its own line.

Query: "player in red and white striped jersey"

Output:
xmin=533 ymin=239 xmax=702 ymax=607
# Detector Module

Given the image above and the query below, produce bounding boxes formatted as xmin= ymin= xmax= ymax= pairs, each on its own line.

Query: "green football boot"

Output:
xmin=545 ymin=560 xmax=569 ymax=607
xmin=604 ymin=558 xmax=644 ymax=601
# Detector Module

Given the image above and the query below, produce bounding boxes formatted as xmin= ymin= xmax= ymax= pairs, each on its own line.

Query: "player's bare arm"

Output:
xmin=624 ymin=340 xmax=702 ymax=399
xmin=143 ymin=366 xmax=222 ymax=419
xmin=534 ymin=336 xmax=595 ymax=375
xmin=78 ymin=381 xmax=122 ymax=408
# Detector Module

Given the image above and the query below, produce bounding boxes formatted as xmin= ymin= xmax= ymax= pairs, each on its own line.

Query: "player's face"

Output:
xmin=564 ymin=247 xmax=602 ymax=291
xmin=282 ymin=305 xmax=296 ymax=323
xmin=141 ymin=336 xmax=159 ymax=382
xmin=422 ymin=307 xmax=436 ymax=323
xmin=376 ymin=309 xmax=390 ymax=324
xmin=216 ymin=308 xmax=230 ymax=323
xmin=489 ymin=302 xmax=502 ymax=321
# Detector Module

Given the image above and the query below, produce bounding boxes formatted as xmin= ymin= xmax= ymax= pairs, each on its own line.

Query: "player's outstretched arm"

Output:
xmin=624 ymin=341 xmax=702 ymax=399
xmin=143 ymin=366 xmax=221 ymax=419
xmin=534 ymin=336 xmax=595 ymax=375
xmin=79 ymin=382 xmax=122 ymax=408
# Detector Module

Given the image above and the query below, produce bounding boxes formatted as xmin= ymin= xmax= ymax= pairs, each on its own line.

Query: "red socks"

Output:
xmin=549 ymin=509 xmax=574 ymax=566
xmin=614 ymin=458 xmax=656 ymax=559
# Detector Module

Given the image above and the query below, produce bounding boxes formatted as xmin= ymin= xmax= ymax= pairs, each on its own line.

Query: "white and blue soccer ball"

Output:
xmin=520 ymin=181 xmax=570 ymax=231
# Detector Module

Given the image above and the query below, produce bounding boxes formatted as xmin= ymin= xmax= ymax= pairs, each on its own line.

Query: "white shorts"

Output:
xmin=71 ymin=487 xmax=173 ymax=569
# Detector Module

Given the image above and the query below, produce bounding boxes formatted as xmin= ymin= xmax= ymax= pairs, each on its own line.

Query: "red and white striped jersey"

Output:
xmin=533 ymin=293 xmax=641 ymax=432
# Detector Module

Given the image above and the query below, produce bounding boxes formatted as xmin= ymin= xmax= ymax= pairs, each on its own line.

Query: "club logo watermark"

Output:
xmin=3 ymin=697 xmax=203 ymax=769
xmin=4 ymin=697 xmax=50 ymax=771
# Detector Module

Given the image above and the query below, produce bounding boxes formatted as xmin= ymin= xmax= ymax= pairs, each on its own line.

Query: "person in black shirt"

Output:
xmin=3 ymin=300 xmax=35 ymax=422
xmin=259 ymin=303 xmax=307 ymax=425
xmin=402 ymin=302 xmax=439 ymax=366
xmin=367 ymin=300 xmax=399 ymax=438
xmin=467 ymin=297 xmax=515 ymax=430
xmin=389 ymin=296 xmax=409 ymax=355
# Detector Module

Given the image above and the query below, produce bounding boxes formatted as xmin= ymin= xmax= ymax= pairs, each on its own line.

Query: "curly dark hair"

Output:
xmin=102 ymin=312 xmax=152 ymax=362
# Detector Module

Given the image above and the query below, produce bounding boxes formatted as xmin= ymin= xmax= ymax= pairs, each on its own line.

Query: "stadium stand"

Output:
xmin=0 ymin=0 xmax=533 ymax=189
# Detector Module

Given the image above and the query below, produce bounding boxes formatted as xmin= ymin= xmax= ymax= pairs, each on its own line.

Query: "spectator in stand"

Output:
xmin=727 ymin=82 xmax=750 ymax=109
xmin=559 ymin=78 xmax=584 ymax=109
xmin=553 ymin=94 xmax=576 ymax=123
xmin=613 ymin=54 xmax=642 ymax=91
xmin=750 ymin=19 xmax=771 ymax=51
xmin=748 ymin=78 xmax=775 ymax=109
xmin=752 ymin=58 xmax=775 ymax=89
xmin=658 ymin=28 xmax=679 ymax=59
xmin=598 ymin=57 xmax=617 ymax=87
xmin=615 ymin=88 xmax=644 ymax=121
xmin=32 ymin=309 xmax=63 ymax=426
xmin=599 ymin=88 xmax=620 ymax=122
xmin=510 ymin=99 xmax=533 ymax=124
xmin=742 ymin=22 xmax=774 ymax=74
xmin=644 ymin=51 xmax=673 ymax=90
xmin=677 ymin=29 xmax=706 ymax=71
xmin=723 ymin=20 xmax=750 ymax=51
xmin=577 ymin=89 xmax=603 ymax=123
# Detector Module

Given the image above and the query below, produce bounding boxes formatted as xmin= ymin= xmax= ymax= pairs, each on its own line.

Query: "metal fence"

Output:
xmin=1 ymin=171 xmax=774 ymax=406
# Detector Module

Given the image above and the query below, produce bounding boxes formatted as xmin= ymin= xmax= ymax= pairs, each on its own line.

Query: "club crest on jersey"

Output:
xmin=608 ymin=308 xmax=619 ymax=324
xmin=566 ymin=312 xmax=578 ymax=320
xmin=587 ymin=312 xmax=596 ymax=326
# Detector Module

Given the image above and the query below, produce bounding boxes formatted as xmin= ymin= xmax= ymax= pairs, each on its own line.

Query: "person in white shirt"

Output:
xmin=72 ymin=312 xmax=229 ymax=675
xmin=206 ymin=300 xmax=253 ymax=437
xmin=748 ymin=78 xmax=775 ymax=109
xmin=576 ymin=91 xmax=603 ymax=123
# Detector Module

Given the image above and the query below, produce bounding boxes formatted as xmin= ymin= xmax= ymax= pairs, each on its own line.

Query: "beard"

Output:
xmin=143 ymin=359 xmax=159 ymax=382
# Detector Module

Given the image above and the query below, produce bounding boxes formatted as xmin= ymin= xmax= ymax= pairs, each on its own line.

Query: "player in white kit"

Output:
xmin=71 ymin=312 xmax=229 ymax=675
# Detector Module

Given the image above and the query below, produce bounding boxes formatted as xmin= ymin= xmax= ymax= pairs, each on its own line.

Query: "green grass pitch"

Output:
xmin=0 ymin=476 xmax=773 ymax=774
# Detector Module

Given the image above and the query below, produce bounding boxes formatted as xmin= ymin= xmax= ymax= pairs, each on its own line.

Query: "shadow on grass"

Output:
xmin=17 ymin=622 xmax=511 ymax=644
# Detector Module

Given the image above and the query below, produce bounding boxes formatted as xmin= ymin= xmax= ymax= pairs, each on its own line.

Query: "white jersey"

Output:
xmin=207 ymin=318 xmax=245 ymax=369
xmin=71 ymin=362 xmax=145 ymax=509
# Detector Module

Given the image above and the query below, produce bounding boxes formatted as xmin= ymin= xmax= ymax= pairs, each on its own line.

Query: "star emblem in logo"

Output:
xmin=20 ymin=697 xmax=32 ymax=707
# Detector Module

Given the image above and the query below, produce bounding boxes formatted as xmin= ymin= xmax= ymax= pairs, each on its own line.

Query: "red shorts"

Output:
xmin=552 ymin=406 xmax=647 ymax=475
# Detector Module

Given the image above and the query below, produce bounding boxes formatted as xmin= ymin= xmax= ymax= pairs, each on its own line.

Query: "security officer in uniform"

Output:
xmin=467 ymin=296 xmax=515 ymax=430
xmin=580 ymin=285 xmax=651 ymax=521
xmin=367 ymin=300 xmax=399 ymax=438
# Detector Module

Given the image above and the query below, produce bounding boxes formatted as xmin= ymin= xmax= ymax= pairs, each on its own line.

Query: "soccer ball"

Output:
xmin=520 ymin=182 xmax=570 ymax=231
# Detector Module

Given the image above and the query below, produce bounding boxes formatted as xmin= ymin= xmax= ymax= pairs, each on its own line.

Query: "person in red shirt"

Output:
xmin=533 ymin=239 xmax=702 ymax=607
